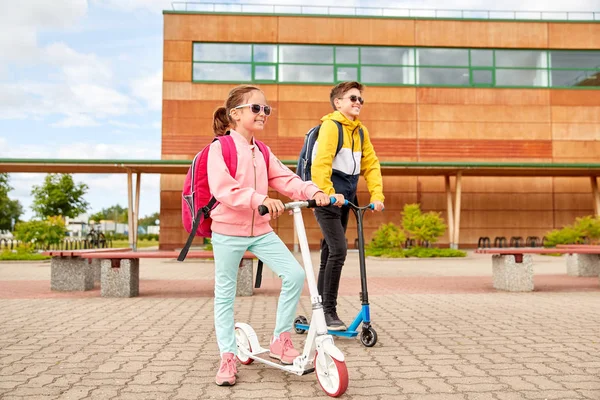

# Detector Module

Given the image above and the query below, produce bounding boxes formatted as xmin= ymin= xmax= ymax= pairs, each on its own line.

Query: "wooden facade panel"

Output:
xmin=360 ymin=121 xmax=417 ymax=139
xmin=162 ymin=118 xmax=214 ymax=136
xmin=277 ymin=85 xmax=332 ymax=102
xmin=552 ymin=106 xmax=600 ymax=123
xmin=278 ymin=17 xmax=415 ymax=45
xmin=420 ymin=193 xmax=553 ymax=211
xmin=553 ymin=141 xmax=600 ymax=160
xmin=359 ymin=104 xmax=416 ymax=121
xmin=164 ymin=40 xmax=192 ymax=62
xmin=552 ymin=124 xmax=600 ymax=141
xmin=417 ymin=88 xmax=550 ymax=105
xmin=164 ymin=14 xmax=278 ymax=42
xmin=161 ymin=176 xmax=186 ymax=192
xmin=415 ymin=20 xmax=548 ymax=48
xmin=362 ymin=87 xmax=416 ymax=104
xmin=163 ymin=82 xmax=192 ymax=101
xmin=553 ymin=177 xmax=597 ymax=193
xmin=416 ymin=176 xmax=554 ymax=193
xmin=275 ymin=102 xmax=416 ymax=121
xmin=554 ymin=193 xmax=597 ymax=211
xmin=357 ymin=176 xmax=418 ymax=193
xmin=418 ymin=122 xmax=551 ymax=141
xmin=161 ymin=100 xmax=223 ymax=119
xmin=418 ymin=105 xmax=551 ymax=123
xmin=460 ymin=211 xmax=554 ymax=229
xmin=419 ymin=139 xmax=552 ymax=159
xmin=548 ymin=23 xmax=600 ymax=49
xmin=554 ymin=210 xmax=595 ymax=228
xmin=276 ymin=102 xmax=333 ymax=120
xmin=550 ymin=90 xmax=600 ymax=106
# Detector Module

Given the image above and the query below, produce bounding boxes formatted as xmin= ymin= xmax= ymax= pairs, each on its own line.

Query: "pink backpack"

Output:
xmin=177 ymin=133 xmax=270 ymax=261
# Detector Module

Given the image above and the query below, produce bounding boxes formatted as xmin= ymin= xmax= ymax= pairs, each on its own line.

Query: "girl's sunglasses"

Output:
xmin=233 ymin=103 xmax=272 ymax=116
xmin=339 ymin=95 xmax=364 ymax=105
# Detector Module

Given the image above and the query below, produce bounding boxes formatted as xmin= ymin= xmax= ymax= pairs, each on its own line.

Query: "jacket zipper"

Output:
xmin=251 ymin=147 xmax=256 ymax=237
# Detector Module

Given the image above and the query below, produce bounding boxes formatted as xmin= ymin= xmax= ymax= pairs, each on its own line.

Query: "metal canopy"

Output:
xmin=2 ymin=159 xmax=600 ymax=177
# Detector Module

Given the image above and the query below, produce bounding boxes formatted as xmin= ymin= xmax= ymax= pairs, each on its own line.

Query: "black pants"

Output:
xmin=314 ymin=204 xmax=351 ymax=314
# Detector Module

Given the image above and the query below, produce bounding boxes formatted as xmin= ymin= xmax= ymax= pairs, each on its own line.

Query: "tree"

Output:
xmin=0 ymin=173 xmax=23 ymax=231
xmin=138 ymin=212 xmax=160 ymax=227
xmin=89 ymin=204 xmax=128 ymax=224
xmin=31 ymin=174 xmax=89 ymax=219
xmin=14 ymin=216 xmax=67 ymax=249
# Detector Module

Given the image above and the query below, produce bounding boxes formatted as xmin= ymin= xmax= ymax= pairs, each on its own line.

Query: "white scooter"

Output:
xmin=234 ymin=198 xmax=349 ymax=397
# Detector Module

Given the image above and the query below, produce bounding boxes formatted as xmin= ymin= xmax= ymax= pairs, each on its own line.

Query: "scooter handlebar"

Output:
xmin=257 ymin=196 xmax=338 ymax=216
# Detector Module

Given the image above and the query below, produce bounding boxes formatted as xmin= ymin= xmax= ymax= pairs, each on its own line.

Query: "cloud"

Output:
xmin=51 ymin=114 xmax=100 ymax=128
xmin=44 ymin=42 xmax=113 ymax=85
xmin=0 ymin=0 xmax=88 ymax=63
xmin=130 ymin=70 xmax=162 ymax=111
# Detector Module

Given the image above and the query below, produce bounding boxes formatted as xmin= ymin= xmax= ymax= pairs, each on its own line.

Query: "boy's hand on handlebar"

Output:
xmin=311 ymin=191 xmax=330 ymax=207
xmin=372 ymin=201 xmax=385 ymax=212
xmin=332 ymin=194 xmax=345 ymax=207
xmin=262 ymin=197 xmax=285 ymax=219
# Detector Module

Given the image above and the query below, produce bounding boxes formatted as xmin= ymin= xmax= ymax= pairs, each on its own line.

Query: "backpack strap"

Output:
xmin=177 ymin=134 xmax=238 ymax=262
xmin=332 ymin=121 xmax=344 ymax=157
xmin=254 ymin=139 xmax=270 ymax=175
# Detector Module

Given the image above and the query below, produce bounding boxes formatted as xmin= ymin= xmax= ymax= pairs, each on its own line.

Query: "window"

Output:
xmin=193 ymin=43 xmax=251 ymax=62
xmin=190 ymin=43 xmax=600 ymax=89
xmin=362 ymin=66 xmax=413 ymax=84
xmin=362 ymin=47 xmax=412 ymax=65
xmin=193 ymin=63 xmax=252 ymax=81
xmin=418 ymin=48 xmax=468 ymax=67
xmin=279 ymin=45 xmax=333 ymax=64
xmin=279 ymin=65 xmax=333 ymax=83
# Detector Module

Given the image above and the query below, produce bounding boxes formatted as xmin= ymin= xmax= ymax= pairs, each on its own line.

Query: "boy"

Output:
xmin=311 ymin=81 xmax=385 ymax=330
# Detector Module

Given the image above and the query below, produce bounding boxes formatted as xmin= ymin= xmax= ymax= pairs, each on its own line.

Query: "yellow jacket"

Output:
xmin=310 ymin=111 xmax=384 ymax=203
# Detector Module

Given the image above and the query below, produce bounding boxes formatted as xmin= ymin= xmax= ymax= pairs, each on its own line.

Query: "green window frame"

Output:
xmin=191 ymin=43 xmax=600 ymax=89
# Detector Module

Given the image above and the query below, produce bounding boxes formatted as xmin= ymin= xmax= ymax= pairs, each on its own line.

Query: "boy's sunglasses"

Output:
xmin=233 ymin=103 xmax=272 ymax=116
xmin=339 ymin=95 xmax=364 ymax=105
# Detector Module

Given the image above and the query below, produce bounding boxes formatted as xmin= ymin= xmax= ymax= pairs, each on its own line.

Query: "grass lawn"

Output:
xmin=109 ymin=240 xmax=159 ymax=249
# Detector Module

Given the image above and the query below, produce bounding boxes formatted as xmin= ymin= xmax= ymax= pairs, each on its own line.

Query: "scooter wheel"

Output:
xmin=360 ymin=327 xmax=378 ymax=347
xmin=294 ymin=315 xmax=308 ymax=334
xmin=314 ymin=351 xmax=349 ymax=397
xmin=235 ymin=326 xmax=254 ymax=365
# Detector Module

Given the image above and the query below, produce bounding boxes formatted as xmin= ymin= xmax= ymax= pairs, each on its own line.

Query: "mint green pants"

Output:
xmin=212 ymin=231 xmax=306 ymax=355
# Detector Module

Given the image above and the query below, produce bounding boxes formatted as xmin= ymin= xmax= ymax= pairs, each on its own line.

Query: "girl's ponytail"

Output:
xmin=212 ymin=106 xmax=230 ymax=136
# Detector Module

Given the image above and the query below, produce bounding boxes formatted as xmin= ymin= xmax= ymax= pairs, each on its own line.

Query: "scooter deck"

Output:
xmin=294 ymin=323 xmax=359 ymax=338
xmin=240 ymin=346 xmax=315 ymax=376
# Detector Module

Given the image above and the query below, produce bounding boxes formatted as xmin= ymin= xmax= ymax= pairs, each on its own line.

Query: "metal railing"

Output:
xmin=171 ymin=2 xmax=600 ymax=21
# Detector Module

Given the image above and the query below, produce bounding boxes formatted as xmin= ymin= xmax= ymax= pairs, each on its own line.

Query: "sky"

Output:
xmin=1 ymin=0 xmax=599 ymax=222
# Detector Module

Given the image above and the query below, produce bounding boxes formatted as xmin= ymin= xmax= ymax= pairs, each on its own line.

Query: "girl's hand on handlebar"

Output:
xmin=262 ymin=197 xmax=285 ymax=219
xmin=372 ymin=200 xmax=385 ymax=212
xmin=311 ymin=191 xmax=330 ymax=207
xmin=332 ymin=194 xmax=345 ymax=207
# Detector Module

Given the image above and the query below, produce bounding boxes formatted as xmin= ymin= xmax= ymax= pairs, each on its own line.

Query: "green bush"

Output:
xmin=404 ymin=247 xmax=466 ymax=258
xmin=0 ymin=244 xmax=50 ymax=261
xmin=365 ymin=204 xmax=458 ymax=258
xmin=543 ymin=215 xmax=600 ymax=247
xmin=366 ymin=222 xmax=405 ymax=252
xmin=138 ymin=234 xmax=159 ymax=241
xmin=13 ymin=216 xmax=67 ymax=249
xmin=402 ymin=204 xmax=447 ymax=245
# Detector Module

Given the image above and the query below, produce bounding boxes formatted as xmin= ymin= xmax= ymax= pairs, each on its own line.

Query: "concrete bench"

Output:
xmin=83 ymin=250 xmax=256 ymax=298
xmin=44 ymin=248 xmax=131 ymax=292
xmin=556 ymin=245 xmax=600 ymax=277
xmin=475 ymin=247 xmax=600 ymax=292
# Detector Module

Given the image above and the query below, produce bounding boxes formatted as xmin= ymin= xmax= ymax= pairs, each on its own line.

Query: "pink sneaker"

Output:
xmin=215 ymin=352 xmax=237 ymax=386
xmin=269 ymin=331 xmax=300 ymax=365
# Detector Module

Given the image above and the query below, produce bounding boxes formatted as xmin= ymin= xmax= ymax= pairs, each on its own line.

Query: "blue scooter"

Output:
xmin=294 ymin=200 xmax=378 ymax=347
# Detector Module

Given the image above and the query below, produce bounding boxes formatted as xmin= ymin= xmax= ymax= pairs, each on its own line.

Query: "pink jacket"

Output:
xmin=207 ymin=130 xmax=321 ymax=237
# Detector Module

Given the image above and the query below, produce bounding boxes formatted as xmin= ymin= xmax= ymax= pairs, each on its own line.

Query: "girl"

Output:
xmin=208 ymin=85 xmax=330 ymax=386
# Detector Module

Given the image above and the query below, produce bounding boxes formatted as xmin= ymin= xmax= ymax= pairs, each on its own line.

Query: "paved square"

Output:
xmin=1 ymin=251 xmax=599 ymax=399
